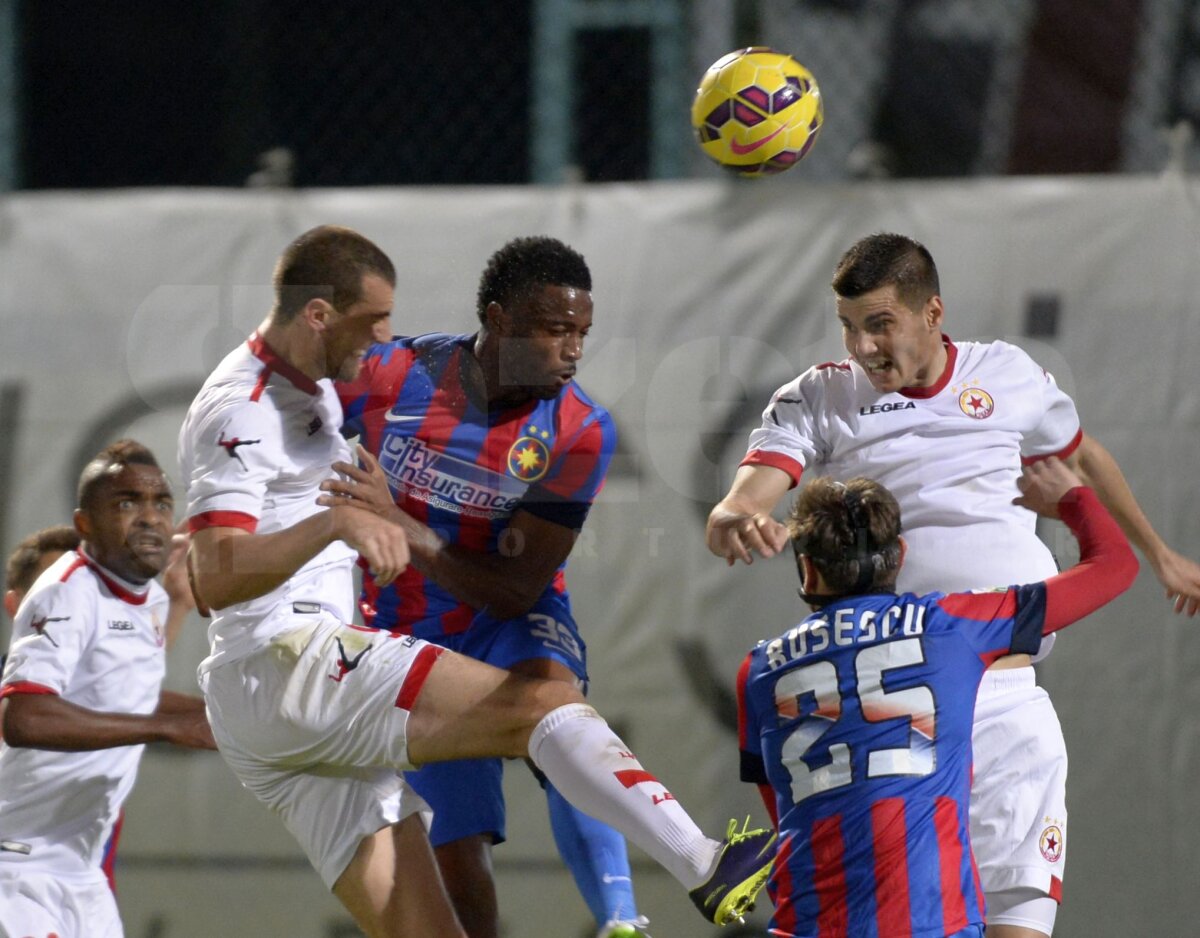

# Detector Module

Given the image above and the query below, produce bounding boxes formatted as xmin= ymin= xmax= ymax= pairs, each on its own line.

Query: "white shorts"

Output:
xmin=970 ymin=667 xmax=1067 ymax=904
xmin=200 ymin=612 xmax=442 ymax=889
xmin=0 ymin=868 xmax=122 ymax=938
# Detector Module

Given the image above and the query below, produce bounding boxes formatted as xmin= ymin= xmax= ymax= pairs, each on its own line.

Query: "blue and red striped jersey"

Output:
xmin=337 ymin=333 xmax=616 ymax=637
xmin=737 ymin=585 xmax=1048 ymax=938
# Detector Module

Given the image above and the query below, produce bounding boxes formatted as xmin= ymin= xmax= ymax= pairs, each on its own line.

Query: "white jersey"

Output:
xmin=745 ymin=338 xmax=1081 ymax=594
xmin=178 ymin=334 xmax=357 ymax=672
xmin=0 ymin=550 xmax=167 ymax=876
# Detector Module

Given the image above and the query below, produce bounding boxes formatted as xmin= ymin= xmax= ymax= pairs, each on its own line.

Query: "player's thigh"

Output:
xmin=405 ymin=649 xmax=583 ymax=765
xmin=333 ymin=813 xmax=465 ymax=938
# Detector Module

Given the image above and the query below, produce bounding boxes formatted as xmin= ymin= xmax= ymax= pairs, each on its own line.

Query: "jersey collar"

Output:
xmin=898 ymin=334 xmax=957 ymax=399
xmin=247 ymin=332 xmax=321 ymax=396
xmin=79 ymin=548 xmax=151 ymax=606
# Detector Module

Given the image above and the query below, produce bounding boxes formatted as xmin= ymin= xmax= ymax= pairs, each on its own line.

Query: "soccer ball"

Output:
xmin=691 ymin=47 xmax=823 ymax=177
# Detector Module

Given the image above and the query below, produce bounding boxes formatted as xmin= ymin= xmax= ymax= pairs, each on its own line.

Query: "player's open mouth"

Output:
xmin=132 ymin=535 xmax=166 ymax=555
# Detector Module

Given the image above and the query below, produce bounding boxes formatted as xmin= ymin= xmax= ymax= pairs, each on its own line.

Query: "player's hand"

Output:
xmin=1013 ymin=457 xmax=1085 ymax=519
xmin=319 ymin=445 xmax=398 ymax=519
xmin=330 ymin=504 xmax=410 ymax=588
xmin=706 ymin=505 xmax=790 ymax=566
xmin=1150 ymin=547 xmax=1200 ymax=617
xmin=165 ymin=709 xmax=218 ymax=750
xmin=160 ymin=525 xmax=195 ymax=611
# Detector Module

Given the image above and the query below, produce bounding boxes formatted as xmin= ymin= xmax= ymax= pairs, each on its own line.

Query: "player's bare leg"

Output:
xmin=332 ymin=814 xmax=466 ymax=938
xmin=988 ymin=926 xmax=1050 ymax=938
xmin=430 ymin=835 xmax=499 ymax=938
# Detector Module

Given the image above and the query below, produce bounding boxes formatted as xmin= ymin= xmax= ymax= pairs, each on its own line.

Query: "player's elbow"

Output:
xmin=1114 ymin=544 xmax=1139 ymax=594
xmin=1 ymin=697 xmax=43 ymax=748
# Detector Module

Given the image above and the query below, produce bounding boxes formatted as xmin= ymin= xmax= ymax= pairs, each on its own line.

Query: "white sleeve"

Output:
xmin=1 ymin=581 xmax=92 ymax=695
xmin=1015 ymin=349 xmax=1082 ymax=460
xmin=184 ymin=400 xmax=282 ymax=531
xmin=741 ymin=375 xmax=822 ymax=485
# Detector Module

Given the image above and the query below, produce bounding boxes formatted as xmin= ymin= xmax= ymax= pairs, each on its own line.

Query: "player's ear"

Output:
xmin=799 ymin=554 xmax=818 ymax=593
xmin=3 ymin=590 xmax=18 ymax=619
xmin=73 ymin=508 xmax=92 ymax=540
xmin=897 ymin=536 xmax=908 ymax=569
xmin=304 ymin=297 xmax=336 ymax=332
xmin=923 ymin=295 xmax=944 ymax=331
xmin=484 ymin=300 xmax=511 ymax=335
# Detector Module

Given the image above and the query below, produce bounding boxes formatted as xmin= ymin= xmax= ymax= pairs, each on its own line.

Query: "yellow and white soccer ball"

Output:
xmin=691 ymin=47 xmax=823 ymax=177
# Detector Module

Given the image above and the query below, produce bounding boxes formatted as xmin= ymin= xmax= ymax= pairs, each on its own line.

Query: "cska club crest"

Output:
xmin=507 ymin=425 xmax=551 ymax=482
xmin=958 ymin=387 xmax=995 ymax=419
xmin=1039 ymin=823 xmax=1064 ymax=862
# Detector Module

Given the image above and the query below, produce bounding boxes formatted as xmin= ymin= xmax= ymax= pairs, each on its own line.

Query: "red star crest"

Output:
xmin=958 ymin=387 xmax=995 ymax=420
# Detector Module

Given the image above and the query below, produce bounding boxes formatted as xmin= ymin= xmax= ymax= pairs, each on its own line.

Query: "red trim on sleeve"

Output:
xmin=247 ymin=333 xmax=319 ymax=396
xmin=740 ymin=450 xmax=804 ymax=487
xmin=188 ymin=511 xmax=259 ymax=533
xmin=0 ymin=681 xmax=59 ymax=699
xmin=899 ymin=335 xmax=957 ymax=399
xmin=394 ymin=644 xmax=444 ymax=711
xmin=1022 ymin=428 xmax=1084 ymax=466
xmin=1050 ymin=874 xmax=1063 ymax=903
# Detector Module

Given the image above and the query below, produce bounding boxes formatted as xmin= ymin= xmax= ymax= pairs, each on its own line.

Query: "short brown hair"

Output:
xmin=273 ymin=225 xmax=396 ymax=322
xmin=5 ymin=525 xmax=80 ymax=593
xmin=787 ymin=477 xmax=902 ymax=595
xmin=77 ymin=439 xmax=163 ymax=511
xmin=832 ymin=232 xmax=940 ymax=311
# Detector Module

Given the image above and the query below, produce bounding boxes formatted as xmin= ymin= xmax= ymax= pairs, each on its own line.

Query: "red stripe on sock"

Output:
xmin=614 ymin=769 xmax=658 ymax=789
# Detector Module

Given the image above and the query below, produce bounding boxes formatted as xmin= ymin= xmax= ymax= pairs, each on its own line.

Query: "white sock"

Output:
xmin=528 ymin=703 xmax=719 ymax=889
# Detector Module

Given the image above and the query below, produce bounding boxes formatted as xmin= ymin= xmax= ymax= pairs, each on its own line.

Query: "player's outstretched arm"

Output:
xmin=320 ymin=447 xmax=575 ymax=619
xmin=1014 ymin=458 xmax=1138 ymax=632
xmin=189 ymin=505 xmax=409 ymax=611
xmin=1067 ymin=433 xmax=1200 ymax=616
xmin=706 ymin=465 xmax=792 ymax=566
xmin=1 ymin=692 xmax=216 ymax=751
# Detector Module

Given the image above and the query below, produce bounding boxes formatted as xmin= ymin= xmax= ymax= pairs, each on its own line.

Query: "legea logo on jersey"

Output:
xmin=507 ymin=425 xmax=552 ymax=482
xmin=958 ymin=387 xmax=995 ymax=419
xmin=378 ymin=435 xmax=526 ymax=520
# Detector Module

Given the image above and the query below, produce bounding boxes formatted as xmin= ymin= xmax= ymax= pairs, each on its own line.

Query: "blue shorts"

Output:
xmin=404 ymin=592 xmax=588 ymax=847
